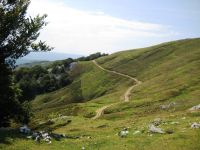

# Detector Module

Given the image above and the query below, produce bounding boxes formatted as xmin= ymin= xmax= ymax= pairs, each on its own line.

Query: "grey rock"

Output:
xmin=160 ymin=102 xmax=176 ymax=110
xmin=191 ymin=122 xmax=200 ymax=128
xmin=19 ymin=125 xmax=31 ymax=134
xmin=149 ymin=124 xmax=165 ymax=134
xmin=189 ymin=104 xmax=200 ymax=111
xmin=118 ymin=128 xmax=129 ymax=137
xmin=152 ymin=118 xmax=162 ymax=126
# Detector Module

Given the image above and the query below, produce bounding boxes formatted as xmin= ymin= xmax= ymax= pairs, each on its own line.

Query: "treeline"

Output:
xmin=14 ymin=52 xmax=108 ymax=102
xmin=14 ymin=58 xmax=73 ymax=102
xmin=76 ymin=52 xmax=108 ymax=61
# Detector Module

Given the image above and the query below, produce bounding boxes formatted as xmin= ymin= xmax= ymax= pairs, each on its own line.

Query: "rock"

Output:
xmin=170 ymin=121 xmax=179 ymax=125
xmin=181 ymin=117 xmax=186 ymax=120
xmin=133 ymin=130 xmax=141 ymax=135
xmin=87 ymin=136 xmax=92 ymax=139
xmin=149 ymin=124 xmax=164 ymax=134
xmin=118 ymin=128 xmax=129 ymax=137
xmin=35 ymin=135 xmax=41 ymax=143
xmin=149 ymin=134 xmax=153 ymax=137
xmin=152 ymin=118 xmax=162 ymax=126
xmin=160 ymin=102 xmax=176 ymax=110
xmin=191 ymin=122 xmax=200 ymax=128
xmin=19 ymin=125 xmax=31 ymax=134
xmin=32 ymin=132 xmax=39 ymax=139
xmin=165 ymin=129 xmax=174 ymax=134
xmin=160 ymin=105 xmax=169 ymax=110
xmin=27 ymin=136 xmax=32 ymax=139
xmin=189 ymin=104 xmax=200 ymax=111
xmin=51 ymin=133 xmax=63 ymax=140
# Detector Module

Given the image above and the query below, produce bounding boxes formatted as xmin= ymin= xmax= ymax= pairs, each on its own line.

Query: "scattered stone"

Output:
xmin=26 ymin=136 xmax=32 ymax=139
xmin=133 ymin=130 xmax=141 ymax=135
xmin=148 ymin=134 xmax=153 ymax=137
xmin=32 ymin=132 xmax=39 ymax=139
xmin=19 ymin=125 xmax=31 ymax=134
xmin=20 ymin=124 xmax=78 ymax=144
xmin=191 ymin=122 xmax=200 ymax=129
xmin=148 ymin=124 xmax=164 ymax=134
xmin=170 ymin=121 xmax=179 ymax=125
xmin=118 ymin=128 xmax=129 ymax=138
xmin=165 ymin=129 xmax=174 ymax=134
xmin=35 ymin=134 xmax=41 ymax=143
xmin=152 ymin=118 xmax=162 ymax=126
xmin=87 ymin=136 xmax=92 ymax=139
xmin=189 ymin=104 xmax=200 ymax=111
xmin=160 ymin=102 xmax=176 ymax=110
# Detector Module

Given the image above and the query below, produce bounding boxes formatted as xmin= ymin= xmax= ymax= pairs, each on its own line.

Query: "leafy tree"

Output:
xmin=62 ymin=58 xmax=73 ymax=68
xmin=58 ymin=74 xmax=72 ymax=87
xmin=40 ymin=74 xmax=57 ymax=92
xmin=0 ymin=0 xmax=52 ymax=127
xmin=17 ymin=79 xmax=38 ymax=102
xmin=76 ymin=52 xmax=108 ymax=61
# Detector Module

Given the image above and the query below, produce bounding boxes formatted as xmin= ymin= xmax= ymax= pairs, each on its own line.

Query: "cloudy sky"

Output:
xmin=28 ymin=0 xmax=200 ymax=55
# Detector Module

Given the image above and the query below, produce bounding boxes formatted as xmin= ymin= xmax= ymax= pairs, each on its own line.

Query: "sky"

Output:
xmin=28 ymin=0 xmax=200 ymax=55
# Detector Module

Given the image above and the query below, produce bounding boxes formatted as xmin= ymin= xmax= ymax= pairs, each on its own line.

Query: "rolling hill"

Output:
xmin=1 ymin=38 xmax=200 ymax=150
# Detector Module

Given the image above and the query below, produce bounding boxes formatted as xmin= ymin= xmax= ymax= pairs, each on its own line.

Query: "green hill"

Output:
xmin=1 ymin=38 xmax=200 ymax=150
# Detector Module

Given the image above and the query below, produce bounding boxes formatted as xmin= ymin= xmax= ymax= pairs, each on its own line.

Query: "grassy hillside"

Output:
xmin=96 ymin=38 xmax=200 ymax=116
xmin=32 ymin=61 xmax=129 ymax=121
xmin=1 ymin=38 xmax=200 ymax=150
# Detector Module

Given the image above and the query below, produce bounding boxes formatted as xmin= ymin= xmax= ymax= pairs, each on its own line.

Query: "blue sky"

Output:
xmin=29 ymin=0 xmax=200 ymax=55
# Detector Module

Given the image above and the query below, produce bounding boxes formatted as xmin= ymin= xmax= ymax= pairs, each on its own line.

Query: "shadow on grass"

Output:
xmin=0 ymin=128 xmax=26 ymax=145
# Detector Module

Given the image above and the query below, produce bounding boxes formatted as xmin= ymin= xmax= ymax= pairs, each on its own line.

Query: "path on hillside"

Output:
xmin=92 ymin=60 xmax=142 ymax=119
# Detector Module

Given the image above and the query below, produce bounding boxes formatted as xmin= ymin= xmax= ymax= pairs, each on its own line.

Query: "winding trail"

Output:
xmin=92 ymin=60 xmax=142 ymax=120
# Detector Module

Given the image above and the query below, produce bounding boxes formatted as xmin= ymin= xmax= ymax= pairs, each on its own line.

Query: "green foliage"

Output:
xmin=0 ymin=0 xmax=52 ymax=127
xmin=14 ymin=64 xmax=73 ymax=101
xmin=76 ymin=52 xmax=108 ymax=61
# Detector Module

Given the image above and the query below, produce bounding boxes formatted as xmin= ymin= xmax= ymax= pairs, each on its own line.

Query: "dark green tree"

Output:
xmin=0 ymin=0 xmax=52 ymax=127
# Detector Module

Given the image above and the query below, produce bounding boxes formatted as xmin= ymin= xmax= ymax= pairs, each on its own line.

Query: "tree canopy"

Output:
xmin=0 ymin=0 xmax=52 ymax=127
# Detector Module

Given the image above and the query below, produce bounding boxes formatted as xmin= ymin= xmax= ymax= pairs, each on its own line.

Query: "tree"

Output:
xmin=0 ymin=0 xmax=52 ymax=127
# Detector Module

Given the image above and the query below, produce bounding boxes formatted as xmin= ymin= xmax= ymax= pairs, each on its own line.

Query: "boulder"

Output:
xmin=152 ymin=118 xmax=162 ymax=126
xmin=191 ymin=122 xmax=200 ymax=129
xmin=118 ymin=128 xmax=129 ymax=137
xmin=19 ymin=125 xmax=31 ymax=134
xmin=149 ymin=124 xmax=164 ymax=134
xmin=189 ymin=104 xmax=200 ymax=111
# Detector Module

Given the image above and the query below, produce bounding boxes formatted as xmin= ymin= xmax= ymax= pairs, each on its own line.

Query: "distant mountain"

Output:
xmin=16 ymin=52 xmax=82 ymax=65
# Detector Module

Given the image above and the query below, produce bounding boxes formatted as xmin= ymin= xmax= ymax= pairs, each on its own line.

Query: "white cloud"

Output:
xmin=28 ymin=0 xmax=178 ymax=55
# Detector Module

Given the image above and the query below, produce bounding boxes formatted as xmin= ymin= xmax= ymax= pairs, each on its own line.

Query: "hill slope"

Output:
xmin=96 ymin=38 xmax=200 ymax=116
xmin=1 ymin=38 xmax=200 ymax=150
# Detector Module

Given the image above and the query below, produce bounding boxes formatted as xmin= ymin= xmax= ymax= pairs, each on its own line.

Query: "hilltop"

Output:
xmin=1 ymin=38 xmax=200 ymax=150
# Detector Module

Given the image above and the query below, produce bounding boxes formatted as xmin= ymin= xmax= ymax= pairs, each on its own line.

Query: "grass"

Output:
xmin=1 ymin=38 xmax=200 ymax=150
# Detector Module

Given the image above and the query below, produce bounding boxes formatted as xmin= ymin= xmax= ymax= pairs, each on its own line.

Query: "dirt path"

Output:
xmin=92 ymin=60 xmax=142 ymax=119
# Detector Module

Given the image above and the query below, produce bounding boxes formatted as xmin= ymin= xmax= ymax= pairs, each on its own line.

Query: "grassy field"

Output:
xmin=0 ymin=38 xmax=200 ymax=150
